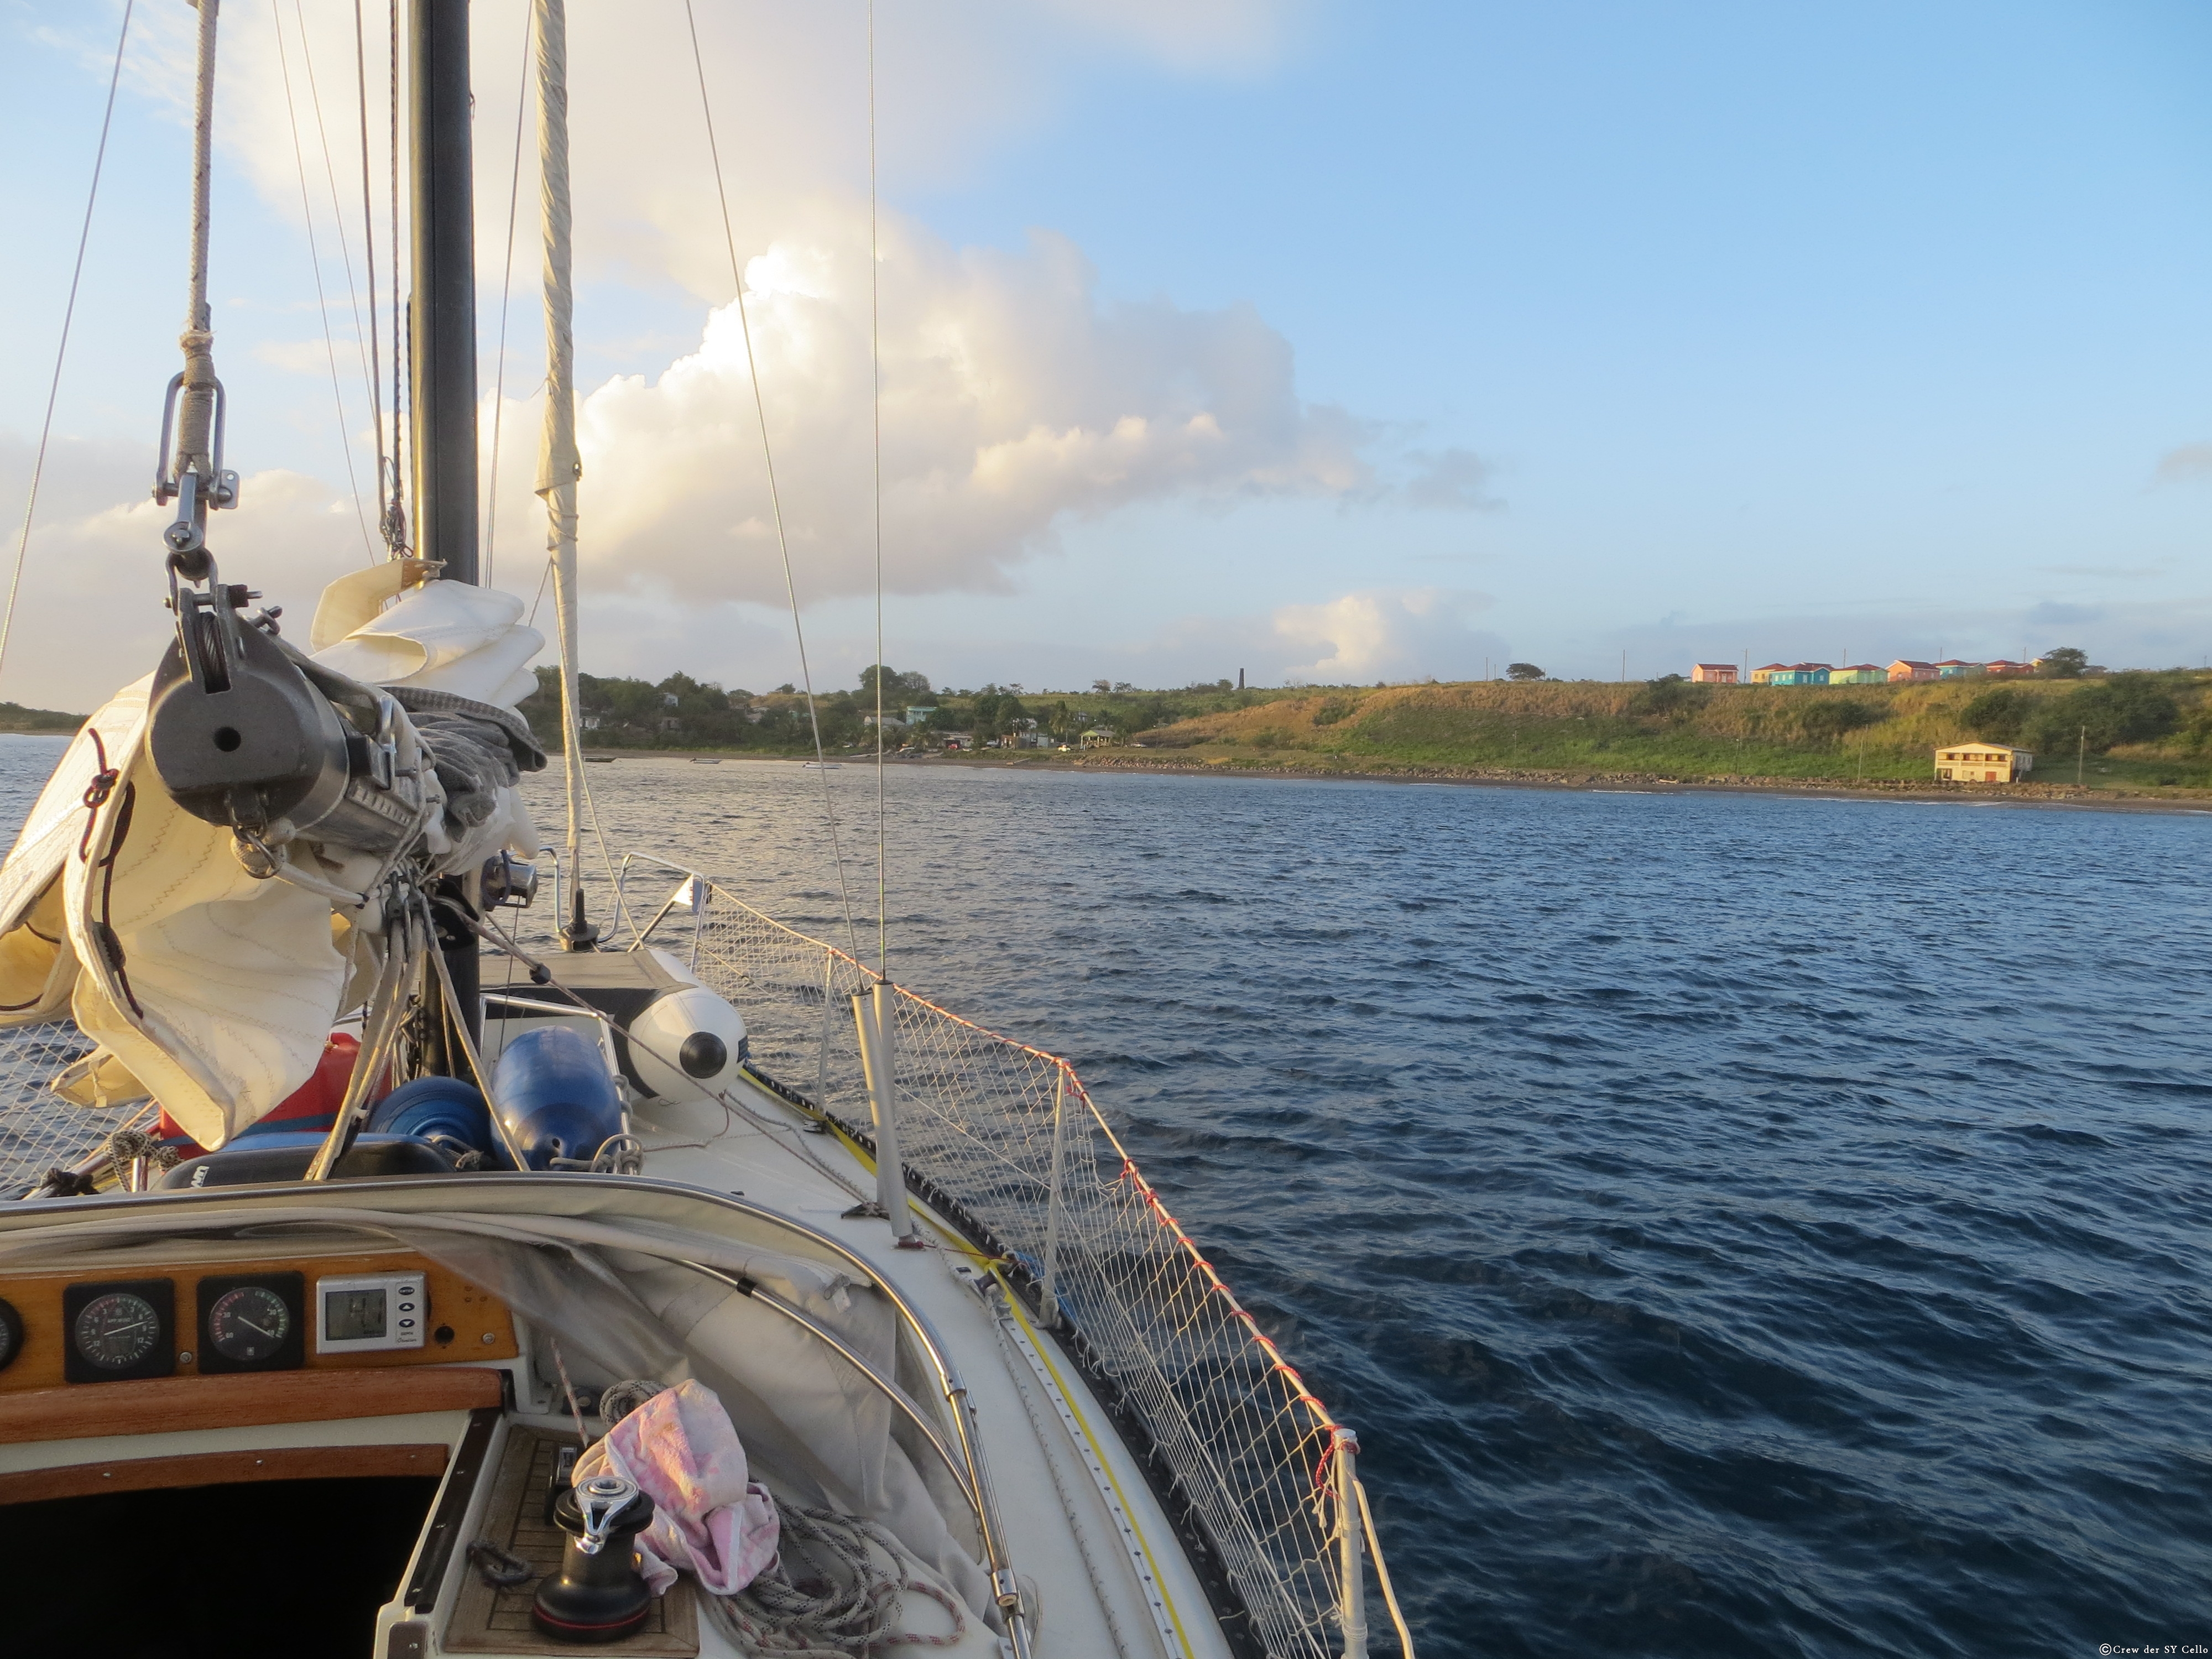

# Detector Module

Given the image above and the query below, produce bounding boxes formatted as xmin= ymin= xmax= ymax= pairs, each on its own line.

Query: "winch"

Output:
xmin=532 ymin=1472 xmax=656 ymax=1644
xmin=145 ymin=555 xmax=426 ymax=859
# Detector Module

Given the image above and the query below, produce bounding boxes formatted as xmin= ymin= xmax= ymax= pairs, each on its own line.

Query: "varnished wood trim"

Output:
xmin=0 ymin=1249 xmax=518 ymax=1394
xmin=0 ymin=1365 xmax=505 ymax=1444
xmin=0 ymin=1441 xmax=449 ymax=1505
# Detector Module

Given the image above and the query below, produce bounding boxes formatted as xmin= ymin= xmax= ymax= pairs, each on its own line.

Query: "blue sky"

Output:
xmin=2 ymin=0 xmax=2209 ymax=708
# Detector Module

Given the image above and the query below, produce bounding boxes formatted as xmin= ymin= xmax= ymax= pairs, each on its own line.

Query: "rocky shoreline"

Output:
xmin=568 ymin=745 xmax=2210 ymax=811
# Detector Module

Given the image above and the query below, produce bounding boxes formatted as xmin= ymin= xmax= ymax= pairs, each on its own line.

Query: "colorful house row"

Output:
xmin=1710 ymin=658 xmax=2041 ymax=687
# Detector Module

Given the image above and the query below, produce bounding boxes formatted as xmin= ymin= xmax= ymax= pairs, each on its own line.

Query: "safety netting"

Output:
xmin=629 ymin=863 xmax=1405 ymax=1659
xmin=0 ymin=1021 xmax=113 ymax=1196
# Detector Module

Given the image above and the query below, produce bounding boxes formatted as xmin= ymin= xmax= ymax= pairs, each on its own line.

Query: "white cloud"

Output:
xmin=1270 ymin=587 xmax=1501 ymax=682
xmin=0 ymin=436 xmax=373 ymax=709
xmin=481 ymin=215 xmax=1373 ymax=608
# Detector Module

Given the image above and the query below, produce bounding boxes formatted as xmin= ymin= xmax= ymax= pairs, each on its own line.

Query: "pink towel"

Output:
xmin=571 ymin=1380 xmax=780 ymax=1596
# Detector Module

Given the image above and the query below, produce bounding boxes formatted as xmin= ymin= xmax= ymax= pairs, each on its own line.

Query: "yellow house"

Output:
xmin=1935 ymin=743 xmax=2032 ymax=783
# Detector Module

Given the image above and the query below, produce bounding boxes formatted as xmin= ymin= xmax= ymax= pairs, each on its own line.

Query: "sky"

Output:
xmin=2 ymin=0 xmax=2210 ymax=710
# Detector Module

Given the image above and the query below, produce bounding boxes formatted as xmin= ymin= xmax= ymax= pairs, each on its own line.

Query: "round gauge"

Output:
xmin=0 ymin=1298 xmax=20 ymax=1372
xmin=207 ymin=1285 xmax=291 ymax=1364
xmin=72 ymin=1291 xmax=160 ymax=1371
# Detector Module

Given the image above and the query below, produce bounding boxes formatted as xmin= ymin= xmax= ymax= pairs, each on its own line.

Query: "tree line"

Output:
xmin=518 ymin=665 xmax=1288 ymax=753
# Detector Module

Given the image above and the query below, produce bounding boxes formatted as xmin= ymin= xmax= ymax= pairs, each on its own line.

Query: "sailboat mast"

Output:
xmin=409 ymin=0 xmax=482 ymax=1068
xmin=409 ymin=0 xmax=478 ymax=584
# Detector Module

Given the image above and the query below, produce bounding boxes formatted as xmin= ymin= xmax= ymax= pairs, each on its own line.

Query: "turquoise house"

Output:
xmin=1767 ymin=663 xmax=1832 ymax=686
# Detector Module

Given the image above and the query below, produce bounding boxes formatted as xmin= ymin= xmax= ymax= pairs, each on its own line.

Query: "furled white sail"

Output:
xmin=0 ymin=571 xmax=545 ymax=1147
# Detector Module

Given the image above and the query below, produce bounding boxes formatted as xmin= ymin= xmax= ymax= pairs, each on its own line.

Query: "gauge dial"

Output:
xmin=195 ymin=1272 xmax=302 ymax=1374
xmin=207 ymin=1286 xmax=290 ymax=1364
xmin=0 ymin=1298 xmax=20 ymax=1373
xmin=73 ymin=1292 xmax=160 ymax=1371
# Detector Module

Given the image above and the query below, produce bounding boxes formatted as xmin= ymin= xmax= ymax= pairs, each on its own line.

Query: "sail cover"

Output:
xmin=0 ymin=573 xmax=544 ymax=1149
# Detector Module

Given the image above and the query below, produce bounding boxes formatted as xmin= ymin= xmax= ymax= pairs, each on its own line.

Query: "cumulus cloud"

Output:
xmin=487 ymin=216 xmax=1373 ymax=606
xmin=2152 ymin=442 xmax=2212 ymax=487
xmin=1270 ymin=587 xmax=1501 ymax=682
xmin=0 ymin=436 xmax=373 ymax=708
xmin=9 ymin=0 xmax=1463 ymax=707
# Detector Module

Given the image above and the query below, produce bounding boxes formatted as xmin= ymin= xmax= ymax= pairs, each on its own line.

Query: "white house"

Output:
xmin=1935 ymin=743 xmax=2033 ymax=783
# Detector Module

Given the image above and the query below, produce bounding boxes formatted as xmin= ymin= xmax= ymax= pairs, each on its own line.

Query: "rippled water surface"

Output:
xmin=7 ymin=737 xmax=2209 ymax=1657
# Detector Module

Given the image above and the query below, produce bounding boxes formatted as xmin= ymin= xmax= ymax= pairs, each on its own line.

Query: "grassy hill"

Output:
xmin=1125 ymin=674 xmax=2212 ymax=792
xmin=0 ymin=701 xmax=85 ymax=735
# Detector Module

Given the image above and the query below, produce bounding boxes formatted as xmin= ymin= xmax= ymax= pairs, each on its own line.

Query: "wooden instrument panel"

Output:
xmin=0 ymin=1250 xmax=517 ymax=1395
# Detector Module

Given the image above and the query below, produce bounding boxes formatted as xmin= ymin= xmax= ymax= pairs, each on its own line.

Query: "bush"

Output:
xmin=1961 ymin=686 xmax=2028 ymax=744
xmin=1629 ymin=675 xmax=1707 ymax=721
xmin=1312 ymin=698 xmax=1356 ymax=727
xmin=2023 ymin=674 xmax=2180 ymax=754
xmin=1796 ymin=700 xmax=1887 ymax=743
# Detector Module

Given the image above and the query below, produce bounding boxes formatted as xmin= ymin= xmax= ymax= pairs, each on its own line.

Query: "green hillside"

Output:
xmin=0 ymin=702 xmax=85 ymax=735
xmin=1126 ymin=674 xmax=2212 ymax=792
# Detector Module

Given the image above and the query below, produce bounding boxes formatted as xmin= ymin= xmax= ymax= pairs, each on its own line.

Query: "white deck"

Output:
xmin=630 ymin=1073 xmax=1238 ymax=1659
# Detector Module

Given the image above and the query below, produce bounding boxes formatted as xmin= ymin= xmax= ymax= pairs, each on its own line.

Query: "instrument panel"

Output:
xmin=0 ymin=1251 xmax=516 ymax=1391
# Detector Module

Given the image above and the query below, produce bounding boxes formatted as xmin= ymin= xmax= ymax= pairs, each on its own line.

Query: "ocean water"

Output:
xmin=4 ymin=737 xmax=2206 ymax=1656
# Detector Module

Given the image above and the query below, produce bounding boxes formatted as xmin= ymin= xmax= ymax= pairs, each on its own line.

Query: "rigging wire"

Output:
xmin=0 ymin=0 xmax=136 ymax=687
xmin=484 ymin=0 xmax=535 ymax=589
xmin=869 ymin=0 xmax=886 ymax=980
xmin=271 ymin=0 xmax=375 ymax=562
xmin=681 ymin=0 xmax=863 ymax=961
xmin=289 ymin=0 xmax=378 ymax=444
xmin=352 ymin=0 xmax=388 ymax=549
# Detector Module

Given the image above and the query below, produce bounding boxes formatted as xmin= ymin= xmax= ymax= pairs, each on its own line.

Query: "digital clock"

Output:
xmin=314 ymin=1271 xmax=428 ymax=1354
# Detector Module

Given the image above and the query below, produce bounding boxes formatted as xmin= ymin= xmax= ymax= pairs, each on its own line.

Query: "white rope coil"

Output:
xmin=701 ymin=1502 xmax=966 ymax=1656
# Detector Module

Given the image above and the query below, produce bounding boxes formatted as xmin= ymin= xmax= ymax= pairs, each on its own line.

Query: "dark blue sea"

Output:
xmin=7 ymin=737 xmax=2208 ymax=1657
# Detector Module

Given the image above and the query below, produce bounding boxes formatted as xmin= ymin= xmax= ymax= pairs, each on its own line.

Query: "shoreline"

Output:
xmin=579 ymin=747 xmax=2212 ymax=815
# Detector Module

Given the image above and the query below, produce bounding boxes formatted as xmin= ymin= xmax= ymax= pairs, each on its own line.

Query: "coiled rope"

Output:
xmin=701 ymin=1503 xmax=967 ymax=1657
xmin=591 ymin=1381 xmax=967 ymax=1652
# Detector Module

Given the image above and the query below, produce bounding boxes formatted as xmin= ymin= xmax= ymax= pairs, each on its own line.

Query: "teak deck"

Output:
xmin=445 ymin=1427 xmax=698 ymax=1656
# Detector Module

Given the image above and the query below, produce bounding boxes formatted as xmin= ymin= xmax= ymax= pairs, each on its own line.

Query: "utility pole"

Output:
xmin=1620 ymin=649 xmax=1626 ymax=683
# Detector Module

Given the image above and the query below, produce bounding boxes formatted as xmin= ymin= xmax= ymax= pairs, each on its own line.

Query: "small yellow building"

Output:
xmin=1935 ymin=743 xmax=2032 ymax=783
